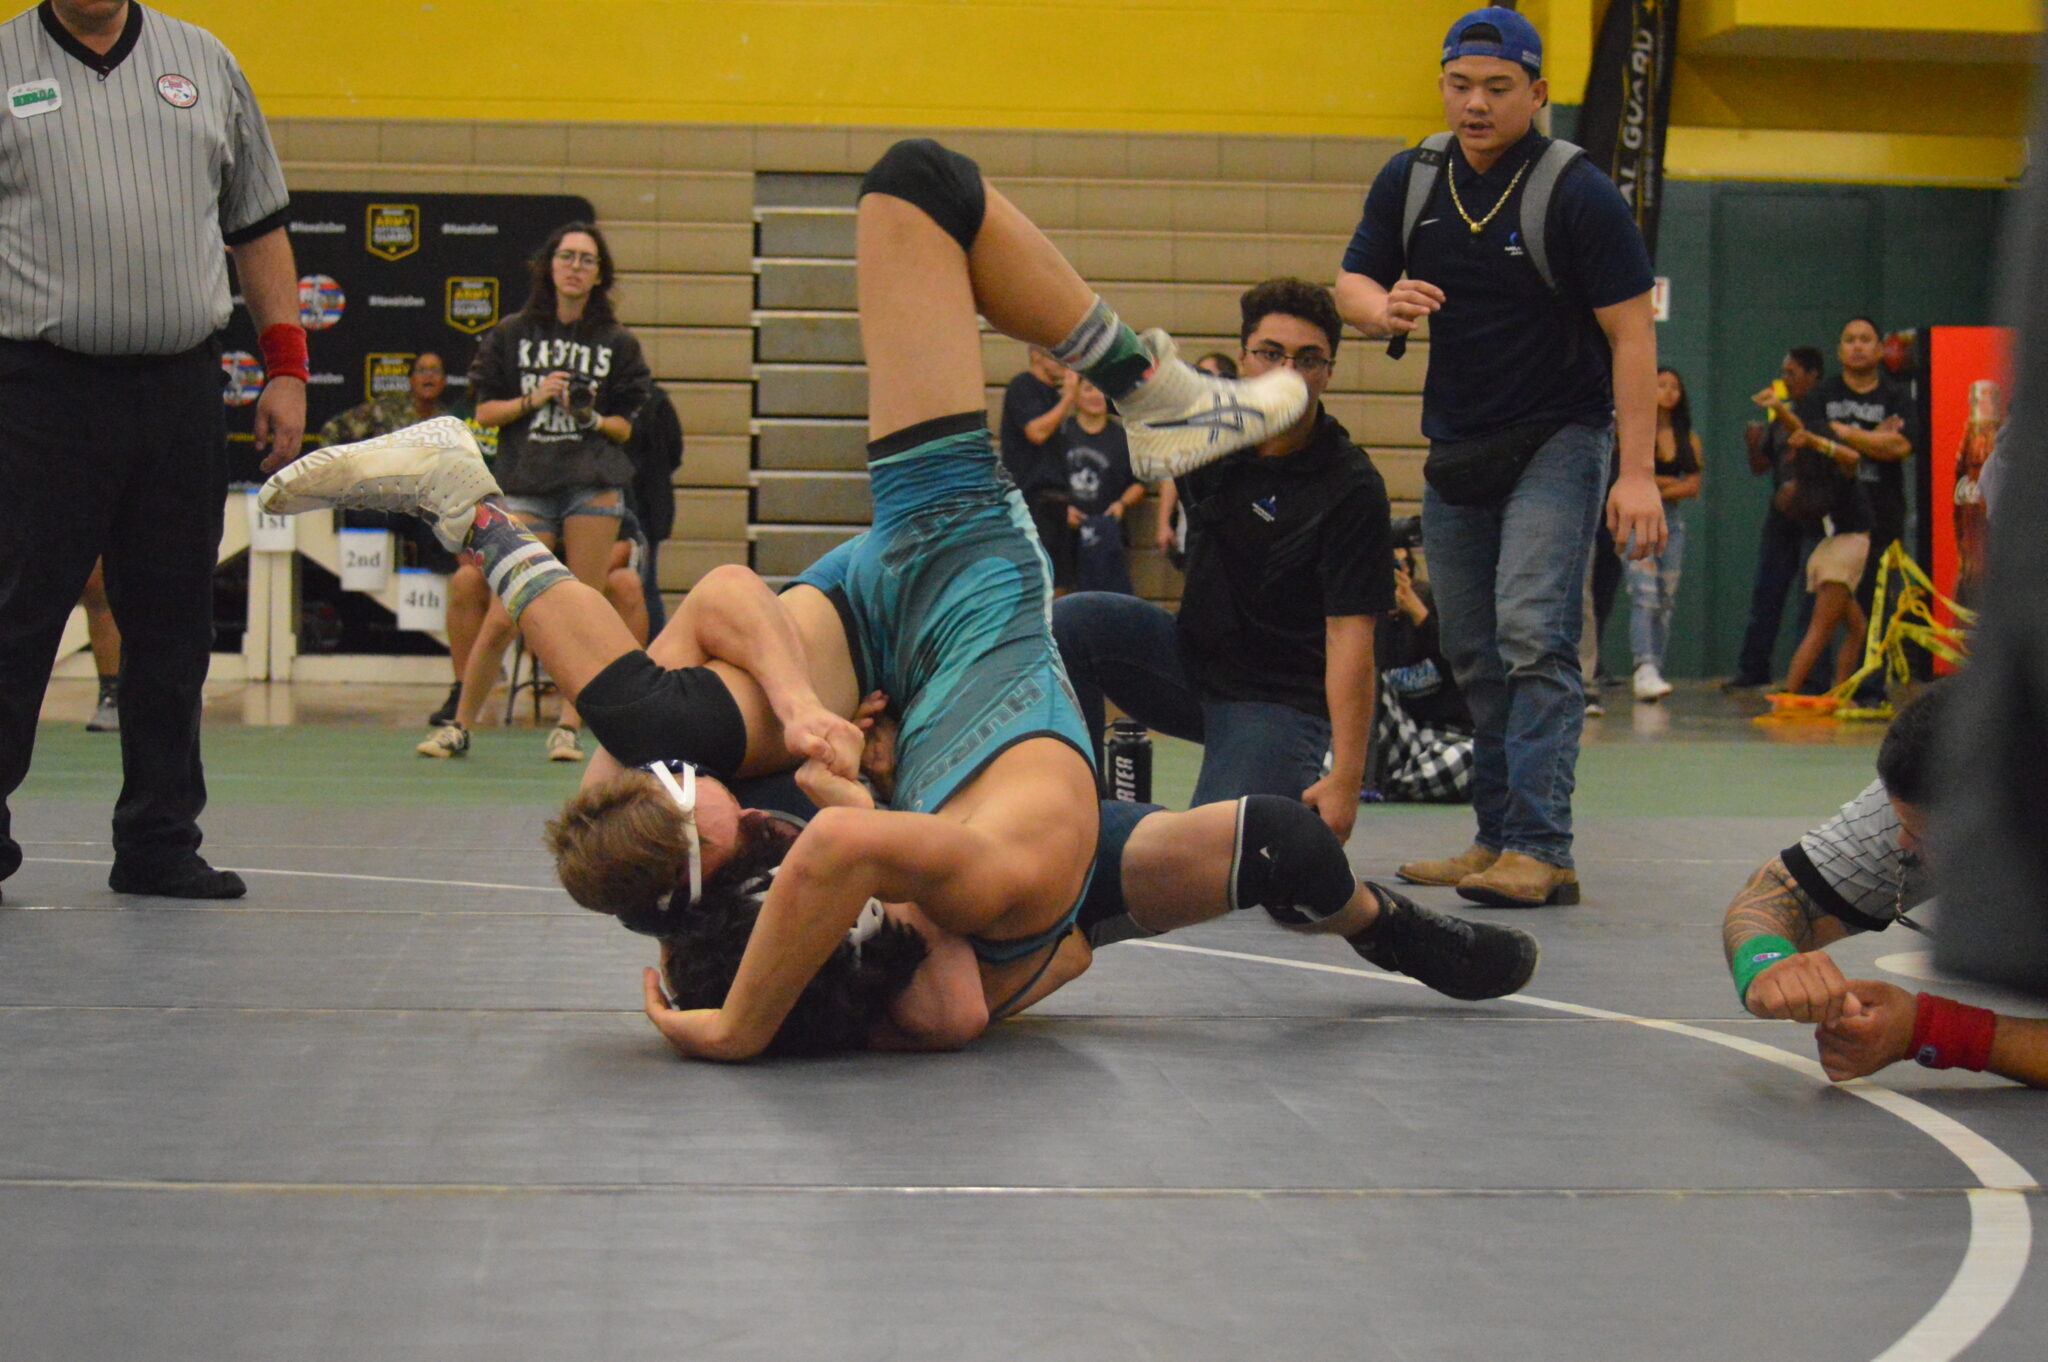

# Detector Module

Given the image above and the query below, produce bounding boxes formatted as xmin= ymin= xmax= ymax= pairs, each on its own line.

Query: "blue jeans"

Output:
xmin=1422 ymin=422 xmax=1608 ymax=869
xmin=1626 ymin=512 xmax=1686 ymax=669
xmin=1052 ymin=591 xmax=1332 ymax=806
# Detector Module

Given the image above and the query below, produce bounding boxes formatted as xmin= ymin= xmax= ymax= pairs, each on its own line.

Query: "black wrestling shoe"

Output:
xmin=1351 ymin=882 xmax=1538 ymax=1001
xmin=426 ymin=680 xmax=463 ymax=727
xmin=108 ymin=856 xmax=247 ymax=900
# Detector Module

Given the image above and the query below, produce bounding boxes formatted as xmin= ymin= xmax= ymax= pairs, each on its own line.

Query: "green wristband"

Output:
xmin=1732 ymin=934 xmax=1798 ymax=1005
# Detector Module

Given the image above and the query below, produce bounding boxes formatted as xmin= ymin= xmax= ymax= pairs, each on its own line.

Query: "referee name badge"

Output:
xmin=7 ymin=79 xmax=61 ymax=119
xmin=366 ymin=204 xmax=421 ymax=262
xmin=445 ymin=277 xmax=499 ymax=335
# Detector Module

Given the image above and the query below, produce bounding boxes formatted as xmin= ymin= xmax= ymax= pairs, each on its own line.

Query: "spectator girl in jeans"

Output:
xmin=428 ymin=222 xmax=655 ymax=761
xmin=1627 ymin=367 xmax=1703 ymax=701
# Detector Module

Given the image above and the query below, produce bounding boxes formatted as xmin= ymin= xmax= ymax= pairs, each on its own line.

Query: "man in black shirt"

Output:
xmin=1055 ymin=279 xmax=1393 ymax=844
xmin=998 ymin=345 xmax=1080 ymax=585
xmin=1812 ymin=318 xmax=1914 ymax=699
xmin=1727 ymin=346 xmax=1825 ymax=690
xmin=1334 ymin=8 xmax=1661 ymax=907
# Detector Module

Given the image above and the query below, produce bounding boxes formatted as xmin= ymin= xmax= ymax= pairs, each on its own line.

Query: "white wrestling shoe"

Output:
xmin=1116 ymin=329 xmax=1310 ymax=480
xmin=259 ymin=415 xmax=499 ymax=553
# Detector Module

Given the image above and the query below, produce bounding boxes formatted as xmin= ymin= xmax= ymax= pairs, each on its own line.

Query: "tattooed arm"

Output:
xmin=1722 ymin=855 xmax=1860 ymax=1023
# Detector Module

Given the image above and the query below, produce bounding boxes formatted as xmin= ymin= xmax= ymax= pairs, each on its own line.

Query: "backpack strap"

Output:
xmin=1399 ymin=132 xmax=1457 ymax=264
xmin=1519 ymin=137 xmax=1587 ymax=295
xmin=1388 ymin=133 xmax=1457 ymax=359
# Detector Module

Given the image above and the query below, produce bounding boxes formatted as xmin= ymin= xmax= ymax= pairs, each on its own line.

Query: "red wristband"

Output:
xmin=1911 ymin=992 xmax=1997 ymax=1072
xmin=258 ymin=323 xmax=310 ymax=383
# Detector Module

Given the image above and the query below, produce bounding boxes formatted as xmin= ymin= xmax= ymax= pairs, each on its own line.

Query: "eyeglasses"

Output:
xmin=643 ymin=759 xmax=703 ymax=906
xmin=1246 ymin=346 xmax=1333 ymax=376
xmin=553 ymin=249 xmax=601 ymax=269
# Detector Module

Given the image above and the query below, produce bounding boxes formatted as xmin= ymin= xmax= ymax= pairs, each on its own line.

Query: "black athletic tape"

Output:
xmin=1232 ymin=795 xmax=1356 ymax=928
xmin=574 ymin=653 xmax=748 ymax=779
xmin=858 ymin=138 xmax=987 ymax=254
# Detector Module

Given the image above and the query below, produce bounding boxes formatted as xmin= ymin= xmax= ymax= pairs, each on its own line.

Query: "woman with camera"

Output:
xmin=419 ymin=222 xmax=655 ymax=761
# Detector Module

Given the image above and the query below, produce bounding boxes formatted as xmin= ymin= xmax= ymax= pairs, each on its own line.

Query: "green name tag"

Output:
xmin=7 ymin=79 xmax=61 ymax=118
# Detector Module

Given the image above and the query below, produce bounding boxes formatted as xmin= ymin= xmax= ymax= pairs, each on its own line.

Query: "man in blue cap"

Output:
xmin=1334 ymin=5 xmax=1663 ymax=908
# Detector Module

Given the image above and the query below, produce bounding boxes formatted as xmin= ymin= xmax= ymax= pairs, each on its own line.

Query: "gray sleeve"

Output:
xmin=216 ymin=47 xmax=289 ymax=240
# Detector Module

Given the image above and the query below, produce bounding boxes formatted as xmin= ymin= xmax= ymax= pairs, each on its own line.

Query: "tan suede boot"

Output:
xmin=1456 ymin=851 xmax=1580 ymax=907
xmin=1396 ymin=843 xmax=1500 ymax=887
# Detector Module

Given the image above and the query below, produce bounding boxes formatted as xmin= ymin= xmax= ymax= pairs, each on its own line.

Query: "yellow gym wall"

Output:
xmin=174 ymin=0 xmax=1506 ymax=139
xmin=172 ymin=0 xmax=2028 ymax=184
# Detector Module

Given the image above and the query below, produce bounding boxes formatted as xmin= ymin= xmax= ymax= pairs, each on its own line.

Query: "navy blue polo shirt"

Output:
xmin=1342 ymin=133 xmax=1654 ymax=443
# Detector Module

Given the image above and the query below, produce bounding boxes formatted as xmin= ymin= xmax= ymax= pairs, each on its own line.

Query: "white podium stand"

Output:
xmin=52 ymin=493 xmax=452 ymax=685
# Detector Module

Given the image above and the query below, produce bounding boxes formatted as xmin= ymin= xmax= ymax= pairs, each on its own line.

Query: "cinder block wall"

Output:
xmin=272 ymin=120 xmax=1425 ymax=611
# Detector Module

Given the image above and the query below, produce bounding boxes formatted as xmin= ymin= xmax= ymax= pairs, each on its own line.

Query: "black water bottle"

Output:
xmin=1105 ymin=719 xmax=1152 ymax=804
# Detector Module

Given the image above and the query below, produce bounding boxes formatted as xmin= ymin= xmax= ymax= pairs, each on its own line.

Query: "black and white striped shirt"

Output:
xmin=1781 ymin=778 xmax=1932 ymax=934
xmin=0 ymin=2 xmax=289 ymax=355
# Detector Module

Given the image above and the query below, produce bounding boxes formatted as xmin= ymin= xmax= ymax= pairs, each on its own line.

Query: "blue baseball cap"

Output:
xmin=1442 ymin=6 xmax=1543 ymax=76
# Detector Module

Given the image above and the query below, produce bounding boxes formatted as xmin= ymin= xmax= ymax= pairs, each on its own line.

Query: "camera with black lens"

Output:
xmin=1389 ymin=515 xmax=1423 ymax=552
xmin=565 ymin=376 xmax=597 ymax=416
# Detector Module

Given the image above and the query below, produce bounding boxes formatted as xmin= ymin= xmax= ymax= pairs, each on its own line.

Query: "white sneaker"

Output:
xmin=259 ymin=416 xmax=499 ymax=552
xmin=1116 ymin=329 xmax=1309 ymax=480
xmin=545 ymin=725 xmax=585 ymax=762
xmin=85 ymin=693 xmax=119 ymax=733
xmin=416 ymin=722 xmax=469 ymax=758
xmin=1633 ymin=663 xmax=1674 ymax=701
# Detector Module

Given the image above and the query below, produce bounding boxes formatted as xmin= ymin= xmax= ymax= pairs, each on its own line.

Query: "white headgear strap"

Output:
xmin=646 ymin=759 xmax=703 ymax=905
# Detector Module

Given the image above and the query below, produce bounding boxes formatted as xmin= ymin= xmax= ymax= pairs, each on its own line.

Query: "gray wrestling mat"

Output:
xmin=3 ymin=786 xmax=2044 ymax=1360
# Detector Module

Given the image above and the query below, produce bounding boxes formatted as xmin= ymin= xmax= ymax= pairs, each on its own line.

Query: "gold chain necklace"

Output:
xmin=1447 ymin=157 xmax=1528 ymax=236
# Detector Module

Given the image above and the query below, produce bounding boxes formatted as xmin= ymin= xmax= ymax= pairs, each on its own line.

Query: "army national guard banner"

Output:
xmin=1575 ymin=0 xmax=1679 ymax=260
xmin=220 ymin=189 xmax=593 ymax=481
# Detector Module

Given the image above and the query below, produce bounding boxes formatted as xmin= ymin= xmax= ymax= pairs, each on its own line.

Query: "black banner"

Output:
xmin=221 ymin=189 xmax=592 ymax=482
xmin=1575 ymin=0 xmax=1680 ymax=260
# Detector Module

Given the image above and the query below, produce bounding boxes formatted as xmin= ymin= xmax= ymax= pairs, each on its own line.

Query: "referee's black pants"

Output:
xmin=0 ymin=340 xmax=227 ymax=884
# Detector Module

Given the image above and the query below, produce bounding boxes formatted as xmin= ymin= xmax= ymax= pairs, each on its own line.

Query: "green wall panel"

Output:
xmin=1601 ymin=178 xmax=2006 ymax=680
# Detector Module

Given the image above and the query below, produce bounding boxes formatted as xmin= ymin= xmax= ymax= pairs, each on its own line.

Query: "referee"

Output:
xmin=0 ymin=0 xmax=307 ymax=902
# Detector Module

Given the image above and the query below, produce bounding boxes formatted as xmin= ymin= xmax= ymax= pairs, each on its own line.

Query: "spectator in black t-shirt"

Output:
xmin=1055 ymin=279 xmax=1393 ymax=844
xmin=1811 ymin=318 xmax=1915 ymax=700
xmin=998 ymin=345 xmax=1079 ymax=586
xmin=1055 ymin=380 xmax=1145 ymax=595
xmin=1726 ymin=346 xmax=1825 ymax=691
xmin=1773 ymin=369 xmax=1876 ymax=696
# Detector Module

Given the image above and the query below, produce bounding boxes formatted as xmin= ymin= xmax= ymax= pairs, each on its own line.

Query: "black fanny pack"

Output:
xmin=1423 ymin=420 xmax=1566 ymax=507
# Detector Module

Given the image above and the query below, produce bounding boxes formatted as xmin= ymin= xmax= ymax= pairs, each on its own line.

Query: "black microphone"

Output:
xmin=1388 ymin=334 xmax=1408 ymax=360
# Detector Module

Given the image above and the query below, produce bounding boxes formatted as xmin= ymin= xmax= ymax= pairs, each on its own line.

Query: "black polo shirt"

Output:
xmin=1174 ymin=410 xmax=1394 ymax=717
xmin=1343 ymin=132 xmax=1654 ymax=443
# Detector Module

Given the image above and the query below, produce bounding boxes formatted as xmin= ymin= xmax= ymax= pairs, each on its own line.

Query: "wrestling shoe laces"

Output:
xmin=259 ymin=415 xmax=500 ymax=553
xmin=1116 ymin=329 xmax=1310 ymax=480
xmin=1352 ymin=882 xmax=1540 ymax=1002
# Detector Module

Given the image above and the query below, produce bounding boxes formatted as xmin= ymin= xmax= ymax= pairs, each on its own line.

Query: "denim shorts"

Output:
xmin=499 ymin=486 xmax=625 ymax=535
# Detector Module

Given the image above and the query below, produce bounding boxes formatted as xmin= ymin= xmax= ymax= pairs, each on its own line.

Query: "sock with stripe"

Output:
xmin=1049 ymin=296 xmax=1153 ymax=401
xmin=464 ymin=499 xmax=573 ymax=623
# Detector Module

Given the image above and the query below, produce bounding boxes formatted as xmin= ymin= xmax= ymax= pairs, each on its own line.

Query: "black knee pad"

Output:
xmin=1230 ymin=795 xmax=1355 ymax=928
xmin=859 ymin=138 xmax=987 ymax=253
xmin=573 ymin=652 xmax=747 ymax=780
